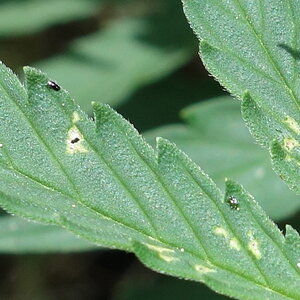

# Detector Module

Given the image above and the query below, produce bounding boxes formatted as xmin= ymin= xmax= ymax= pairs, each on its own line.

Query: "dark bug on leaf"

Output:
xmin=227 ymin=195 xmax=240 ymax=211
xmin=47 ymin=80 xmax=61 ymax=91
xmin=71 ymin=137 xmax=80 ymax=144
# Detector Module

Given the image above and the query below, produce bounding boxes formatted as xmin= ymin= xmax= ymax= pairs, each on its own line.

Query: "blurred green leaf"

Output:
xmin=0 ymin=0 xmax=99 ymax=37
xmin=0 ymin=63 xmax=300 ymax=299
xmin=114 ymin=273 xmax=228 ymax=300
xmin=183 ymin=0 xmax=300 ymax=196
xmin=0 ymin=216 xmax=96 ymax=253
xmin=145 ymin=97 xmax=299 ymax=220
xmin=36 ymin=3 xmax=196 ymax=111
xmin=119 ymin=71 xmax=224 ymax=132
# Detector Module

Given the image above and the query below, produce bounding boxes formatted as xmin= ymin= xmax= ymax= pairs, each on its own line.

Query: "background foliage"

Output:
xmin=0 ymin=0 xmax=299 ymax=299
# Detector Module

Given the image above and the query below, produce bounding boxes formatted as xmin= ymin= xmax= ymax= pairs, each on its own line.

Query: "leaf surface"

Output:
xmin=0 ymin=216 xmax=96 ymax=253
xmin=3 ymin=96 xmax=296 ymax=254
xmin=0 ymin=64 xmax=300 ymax=299
xmin=0 ymin=63 xmax=299 ymax=299
xmin=0 ymin=0 xmax=99 ymax=37
xmin=145 ymin=96 xmax=299 ymax=220
xmin=183 ymin=0 xmax=300 ymax=194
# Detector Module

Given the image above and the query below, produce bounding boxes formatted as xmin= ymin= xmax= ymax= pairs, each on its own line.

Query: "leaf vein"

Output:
xmin=232 ymin=0 xmax=300 ymax=110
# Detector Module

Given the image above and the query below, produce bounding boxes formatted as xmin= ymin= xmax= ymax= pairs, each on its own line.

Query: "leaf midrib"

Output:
xmin=193 ymin=2 xmax=281 ymax=86
xmin=202 ymin=0 xmax=300 ymax=114
xmin=200 ymin=0 xmax=300 ymax=142
xmin=231 ymin=0 xmax=300 ymax=111
xmin=285 ymin=1 xmax=298 ymax=84
xmin=202 ymin=0 xmax=300 ymax=148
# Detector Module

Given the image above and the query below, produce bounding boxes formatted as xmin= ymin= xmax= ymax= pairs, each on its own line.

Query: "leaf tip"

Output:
xmin=23 ymin=66 xmax=55 ymax=94
xmin=156 ymin=137 xmax=175 ymax=161
xmin=23 ymin=66 xmax=45 ymax=80
xmin=92 ymin=102 xmax=114 ymax=128
xmin=156 ymin=136 xmax=171 ymax=147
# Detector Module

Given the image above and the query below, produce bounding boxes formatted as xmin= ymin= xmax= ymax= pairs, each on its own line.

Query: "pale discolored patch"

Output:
xmin=214 ymin=227 xmax=229 ymax=239
xmin=145 ymin=244 xmax=174 ymax=253
xmin=283 ymin=116 xmax=300 ymax=134
xmin=247 ymin=231 xmax=262 ymax=260
xmin=214 ymin=227 xmax=241 ymax=251
xmin=194 ymin=264 xmax=215 ymax=274
xmin=283 ymin=137 xmax=299 ymax=151
xmin=72 ymin=112 xmax=81 ymax=123
xmin=66 ymin=126 xmax=88 ymax=154
xmin=229 ymin=238 xmax=241 ymax=251
xmin=159 ymin=253 xmax=178 ymax=262
xmin=145 ymin=243 xmax=178 ymax=263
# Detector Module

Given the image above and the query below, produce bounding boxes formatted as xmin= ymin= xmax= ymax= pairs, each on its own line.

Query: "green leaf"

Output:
xmin=5 ymin=95 xmax=294 ymax=253
xmin=118 ymin=70 xmax=224 ymax=131
xmin=0 ymin=215 xmax=96 ymax=253
xmin=0 ymin=63 xmax=300 ymax=299
xmin=35 ymin=4 xmax=196 ymax=111
xmin=145 ymin=96 xmax=299 ymax=221
xmin=182 ymin=0 xmax=300 ymax=194
xmin=113 ymin=272 xmax=228 ymax=300
xmin=0 ymin=0 xmax=99 ymax=37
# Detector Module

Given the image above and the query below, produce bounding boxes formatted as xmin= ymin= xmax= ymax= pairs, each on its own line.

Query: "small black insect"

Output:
xmin=227 ymin=195 xmax=240 ymax=211
xmin=47 ymin=80 xmax=60 ymax=91
xmin=71 ymin=137 xmax=80 ymax=144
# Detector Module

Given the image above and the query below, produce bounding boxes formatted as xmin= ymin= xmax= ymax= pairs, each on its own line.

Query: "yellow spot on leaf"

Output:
xmin=66 ymin=126 xmax=88 ymax=154
xmin=283 ymin=116 xmax=300 ymax=134
xmin=194 ymin=264 xmax=215 ymax=274
xmin=214 ymin=227 xmax=241 ymax=251
xmin=159 ymin=253 xmax=178 ymax=262
xmin=145 ymin=244 xmax=173 ymax=253
xmin=72 ymin=112 xmax=80 ymax=123
xmin=229 ymin=238 xmax=241 ymax=251
xmin=283 ymin=138 xmax=299 ymax=151
xmin=145 ymin=243 xmax=178 ymax=263
xmin=248 ymin=232 xmax=262 ymax=260
xmin=214 ymin=227 xmax=229 ymax=238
